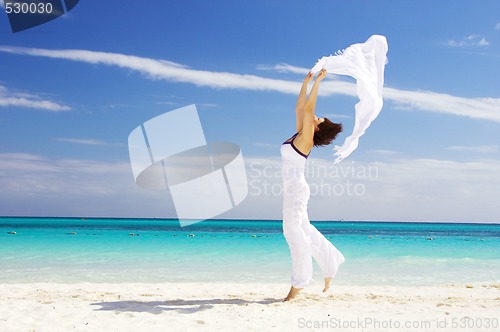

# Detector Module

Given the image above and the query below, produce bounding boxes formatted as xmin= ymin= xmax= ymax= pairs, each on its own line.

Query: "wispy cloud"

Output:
xmin=52 ymin=137 xmax=123 ymax=147
xmin=0 ymin=153 xmax=126 ymax=175
xmin=321 ymin=113 xmax=352 ymax=119
xmin=0 ymin=152 xmax=172 ymax=217
xmin=253 ymin=142 xmax=278 ymax=149
xmin=496 ymin=22 xmax=500 ymax=31
xmin=447 ymin=145 xmax=499 ymax=153
xmin=198 ymin=103 xmax=219 ymax=108
xmin=0 ymin=152 xmax=499 ymax=221
xmin=257 ymin=63 xmax=309 ymax=75
xmin=366 ymin=149 xmax=398 ymax=156
xmin=157 ymin=101 xmax=218 ymax=108
xmin=0 ymin=45 xmax=299 ymax=93
xmin=157 ymin=101 xmax=178 ymax=106
xmin=0 ymin=46 xmax=499 ymax=123
xmin=361 ymin=157 xmax=500 ymax=222
xmin=259 ymin=63 xmax=353 ymax=83
xmin=0 ymin=84 xmax=71 ymax=112
xmin=446 ymin=34 xmax=490 ymax=47
xmin=241 ymin=156 xmax=500 ymax=222
xmin=383 ymin=88 xmax=500 ymax=122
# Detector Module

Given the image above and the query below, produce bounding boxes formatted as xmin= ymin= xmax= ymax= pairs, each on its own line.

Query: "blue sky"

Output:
xmin=0 ymin=1 xmax=499 ymax=222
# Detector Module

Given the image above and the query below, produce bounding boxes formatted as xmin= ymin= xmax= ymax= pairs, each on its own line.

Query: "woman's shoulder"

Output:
xmin=293 ymin=132 xmax=313 ymax=154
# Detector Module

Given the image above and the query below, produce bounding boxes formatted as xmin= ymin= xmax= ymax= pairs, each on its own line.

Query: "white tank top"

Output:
xmin=281 ymin=133 xmax=309 ymax=184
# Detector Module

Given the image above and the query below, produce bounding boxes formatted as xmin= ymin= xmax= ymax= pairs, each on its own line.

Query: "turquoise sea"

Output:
xmin=1 ymin=218 xmax=499 ymax=286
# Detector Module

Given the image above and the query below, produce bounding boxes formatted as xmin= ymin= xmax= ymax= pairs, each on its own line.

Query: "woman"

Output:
xmin=282 ymin=69 xmax=345 ymax=301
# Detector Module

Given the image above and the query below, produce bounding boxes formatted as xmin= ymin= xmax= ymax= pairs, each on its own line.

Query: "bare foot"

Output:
xmin=322 ymin=277 xmax=332 ymax=293
xmin=283 ymin=286 xmax=303 ymax=301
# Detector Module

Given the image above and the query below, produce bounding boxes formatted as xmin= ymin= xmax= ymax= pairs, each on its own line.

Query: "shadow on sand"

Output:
xmin=91 ymin=297 xmax=283 ymax=314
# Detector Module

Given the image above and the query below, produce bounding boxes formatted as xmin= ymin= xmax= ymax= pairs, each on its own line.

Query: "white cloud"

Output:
xmin=446 ymin=34 xmax=490 ymax=47
xmin=0 ymin=46 xmax=499 ymax=122
xmin=259 ymin=63 xmax=355 ymax=84
xmin=0 ymin=153 xmax=126 ymax=175
xmin=383 ymin=88 xmax=500 ymax=122
xmin=234 ymin=156 xmax=500 ymax=222
xmin=0 ymin=84 xmax=71 ymax=111
xmin=157 ymin=101 xmax=178 ymax=106
xmin=447 ymin=145 xmax=499 ymax=154
xmin=252 ymin=142 xmax=278 ymax=149
xmin=0 ymin=152 xmax=499 ymax=222
xmin=257 ymin=63 xmax=309 ymax=75
xmin=322 ymin=113 xmax=351 ymax=119
xmin=0 ymin=46 xmax=294 ymax=92
xmin=198 ymin=103 xmax=219 ymax=108
xmin=0 ymin=153 xmax=171 ymax=217
xmin=357 ymin=158 xmax=500 ymax=222
xmin=366 ymin=149 xmax=398 ymax=156
xmin=478 ymin=38 xmax=490 ymax=46
xmin=52 ymin=137 xmax=122 ymax=146
xmin=496 ymin=22 xmax=500 ymax=31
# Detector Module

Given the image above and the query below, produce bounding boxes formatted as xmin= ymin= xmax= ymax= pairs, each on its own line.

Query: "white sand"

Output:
xmin=0 ymin=282 xmax=499 ymax=332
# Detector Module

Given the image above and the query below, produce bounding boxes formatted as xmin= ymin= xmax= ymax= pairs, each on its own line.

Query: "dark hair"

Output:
xmin=313 ymin=118 xmax=343 ymax=147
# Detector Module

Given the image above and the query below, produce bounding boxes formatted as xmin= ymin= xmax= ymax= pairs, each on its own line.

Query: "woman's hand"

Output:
xmin=304 ymin=72 xmax=313 ymax=84
xmin=316 ymin=69 xmax=327 ymax=81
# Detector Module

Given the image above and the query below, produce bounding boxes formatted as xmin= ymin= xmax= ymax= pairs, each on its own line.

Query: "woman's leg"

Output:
xmin=283 ymin=206 xmax=313 ymax=289
xmin=282 ymin=180 xmax=314 ymax=301
xmin=282 ymin=179 xmax=314 ymax=289
xmin=301 ymin=218 xmax=345 ymax=282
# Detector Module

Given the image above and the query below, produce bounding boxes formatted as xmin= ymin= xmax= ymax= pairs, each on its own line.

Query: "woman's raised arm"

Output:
xmin=301 ymin=69 xmax=327 ymax=144
xmin=295 ymin=72 xmax=313 ymax=133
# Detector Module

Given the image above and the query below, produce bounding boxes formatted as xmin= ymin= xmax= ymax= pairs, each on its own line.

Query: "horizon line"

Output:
xmin=1 ymin=216 xmax=498 ymax=225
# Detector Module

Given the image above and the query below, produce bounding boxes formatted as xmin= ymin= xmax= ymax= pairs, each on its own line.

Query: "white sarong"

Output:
xmin=310 ymin=35 xmax=388 ymax=163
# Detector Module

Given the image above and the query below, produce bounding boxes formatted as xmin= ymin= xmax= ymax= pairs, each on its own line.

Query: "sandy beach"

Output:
xmin=0 ymin=282 xmax=498 ymax=332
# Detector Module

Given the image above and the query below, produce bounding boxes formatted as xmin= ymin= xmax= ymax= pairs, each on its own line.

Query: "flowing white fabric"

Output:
xmin=310 ymin=35 xmax=388 ymax=163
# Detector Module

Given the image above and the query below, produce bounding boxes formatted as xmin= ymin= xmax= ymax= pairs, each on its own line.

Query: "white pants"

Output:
xmin=283 ymin=179 xmax=345 ymax=288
